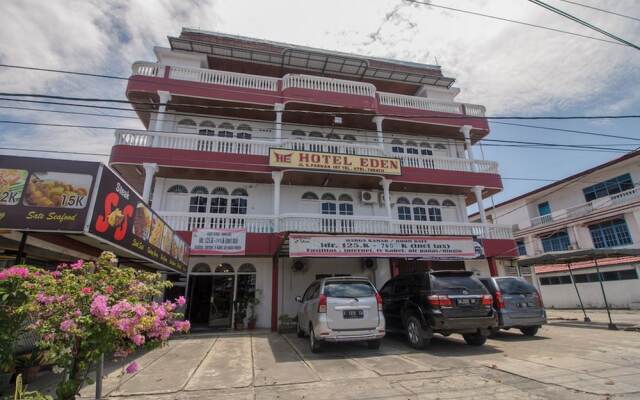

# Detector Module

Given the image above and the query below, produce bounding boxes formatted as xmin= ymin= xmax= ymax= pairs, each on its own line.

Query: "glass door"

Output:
xmin=209 ymin=276 xmax=234 ymax=328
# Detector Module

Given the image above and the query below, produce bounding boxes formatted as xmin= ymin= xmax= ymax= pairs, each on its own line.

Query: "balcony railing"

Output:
xmin=130 ymin=62 xmax=485 ymax=117
xmin=157 ymin=212 xmax=514 ymax=239
xmin=527 ymin=186 xmax=640 ymax=228
xmin=114 ymin=129 xmax=499 ymax=174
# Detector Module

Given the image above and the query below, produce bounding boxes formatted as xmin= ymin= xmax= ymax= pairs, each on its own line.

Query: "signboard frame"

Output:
xmin=269 ymin=148 xmax=402 ymax=176
xmin=190 ymin=228 xmax=247 ymax=255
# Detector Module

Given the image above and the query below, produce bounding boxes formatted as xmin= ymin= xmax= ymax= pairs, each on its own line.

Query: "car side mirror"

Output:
xmin=295 ymin=296 xmax=302 ymax=303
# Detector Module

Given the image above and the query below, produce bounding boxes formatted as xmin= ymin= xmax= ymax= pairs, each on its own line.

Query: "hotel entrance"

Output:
xmin=186 ymin=262 xmax=257 ymax=330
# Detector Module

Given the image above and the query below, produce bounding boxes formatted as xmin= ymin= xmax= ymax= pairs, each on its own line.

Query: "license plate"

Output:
xmin=343 ymin=310 xmax=363 ymax=319
xmin=456 ymin=298 xmax=477 ymax=306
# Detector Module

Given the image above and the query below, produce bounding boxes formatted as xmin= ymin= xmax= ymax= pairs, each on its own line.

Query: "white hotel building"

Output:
xmin=471 ymin=151 xmax=640 ymax=309
xmin=109 ymin=29 xmax=516 ymax=330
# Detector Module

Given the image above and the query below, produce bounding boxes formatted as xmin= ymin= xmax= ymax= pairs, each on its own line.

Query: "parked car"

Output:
xmin=379 ymin=270 xmax=497 ymax=348
xmin=295 ymin=276 xmax=385 ymax=352
xmin=479 ymin=276 xmax=546 ymax=336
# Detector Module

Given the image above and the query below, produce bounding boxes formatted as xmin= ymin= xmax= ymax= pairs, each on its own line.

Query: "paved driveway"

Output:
xmin=74 ymin=324 xmax=640 ymax=399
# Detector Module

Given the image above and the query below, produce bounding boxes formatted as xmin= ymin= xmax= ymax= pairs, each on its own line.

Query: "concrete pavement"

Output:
xmin=63 ymin=324 xmax=640 ymax=399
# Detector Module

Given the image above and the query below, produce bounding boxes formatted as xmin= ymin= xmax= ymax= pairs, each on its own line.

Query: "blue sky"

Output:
xmin=0 ymin=0 xmax=638 ymax=207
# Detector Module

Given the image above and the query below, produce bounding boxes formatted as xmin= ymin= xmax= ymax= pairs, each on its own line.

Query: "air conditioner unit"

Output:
xmin=361 ymin=258 xmax=377 ymax=271
xmin=360 ymin=191 xmax=376 ymax=204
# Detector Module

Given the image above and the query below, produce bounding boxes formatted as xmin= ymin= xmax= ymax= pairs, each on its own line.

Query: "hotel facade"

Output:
xmin=109 ymin=29 xmax=516 ymax=330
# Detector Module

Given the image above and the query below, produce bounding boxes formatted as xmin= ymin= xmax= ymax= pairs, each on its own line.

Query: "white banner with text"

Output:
xmin=190 ymin=228 xmax=246 ymax=255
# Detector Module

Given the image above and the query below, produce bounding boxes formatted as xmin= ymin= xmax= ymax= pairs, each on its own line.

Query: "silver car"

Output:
xmin=295 ymin=277 xmax=385 ymax=352
xmin=479 ymin=276 xmax=547 ymax=336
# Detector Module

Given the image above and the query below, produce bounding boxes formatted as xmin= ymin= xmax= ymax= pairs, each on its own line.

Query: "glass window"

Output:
xmin=230 ymin=198 xmax=247 ymax=214
xmin=442 ymin=199 xmax=456 ymax=207
xmin=428 ymin=207 xmax=442 ymax=222
xmin=236 ymin=124 xmax=252 ymax=140
xmin=538 ymin=201 xmax=551 ymax=216
xmin=292 ymin=130 xmax=306 ymax=137
xmin=210 ymin=197 xmax=228 ymax=214
xmin=218 ymin=122 xmax=234 ymax=138
xmin=167 ymin=185 xmax=188 ymax=194
xmin=302 ymin=192 xmax=319 ymax=200
xmin=398 ymin=206 xmax=412 ymax=220
xmin=516 ymin=239 xmax=527 ymax=256
xmin=321 ymin=193 xmax=336 ymax=201
xmin=413 ymin=207 xmax=427 ymax=221
xmin=189 ymin=186 xmax=208 ymax=213
xmin=323 ymin=281 xmax=375 ymax=298
xmin=619 ymin=269 xmax=639 ymax=280
xmin=198 ymin=121 xmax=216 ymax=136
xmin=238 ymin=263 xmax=256 ymax=273
xmin=495 ymin=277 xmax=537 ymax=294
xmin=589 ymin=218 xmax=633 ymax=248
xmin=322 ymin=202 xmax=337 ymax=215
xmin=339 ymin=203 xmax=353 ymax=216
xmin=541 ymin=230 xmax=570 ymax=252
xmin=406 ymin=141 xmax=419 ymax=154
xmin=427 ymin=199 xmax=440 ymax=206
xmin=391 ymin=140 xmax=404 ymax=154
xmin=583 ymin=173 xmax=634 ymax=202
xmin=420 ymin=142 xmax=432 ymax=156
xmin=231 ymin=188 xmax=248 ymax=197
xmin=430 ymin=274 xmax=485 ymax=291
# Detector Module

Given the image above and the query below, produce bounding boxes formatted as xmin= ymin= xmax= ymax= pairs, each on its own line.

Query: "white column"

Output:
xmin=460 ymin=125 xmax=478 ymax=172
xmin=274 ymin=103 xmax=284 ymax=143
xmin=372 ymin=116 xmax=384 ymax=148
xmin=473 ymin=185 xmax=487 ymax=224
xmin=155 ymin=91 xmax=172 ymax=132
xmin=272 ymin=171 xmax=283 ymax=231
xmin=380 ymin=178 xmax=392 ymax=219
xmin=142 ymin=162 xmax=159 ymax=203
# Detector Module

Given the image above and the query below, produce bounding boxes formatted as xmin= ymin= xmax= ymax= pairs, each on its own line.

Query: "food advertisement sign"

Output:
xmin=88 ymin=167 xmax=189 ymax=273
xmin=289 ymin=234 xmax=484 ymax=259
xmin=269 ymin=148 xmax=402 ymax=176
xmin=190 ymin=228 xmax=246 ymax=255
xmin=0 ymin=157 xmax=100 ymax=231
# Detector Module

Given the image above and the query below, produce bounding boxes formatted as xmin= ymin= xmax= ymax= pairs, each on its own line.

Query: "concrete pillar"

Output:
xmin=142 ymin=163 xmax=159 ymax=202
xmin=156 ymin=91 xmax=171 ymax=133
xmin=460 ymin=125 xmax=478 ymax=172
xmin=473 ymin=185 xmax=487 ymax=224
xmin=380 ymin=178 xmax=392 ymax=219
xmin=372 ymin=116 xmax=384 ymax=148
xmin=272 ymin=171 xmax=283 ymax=231
xmin=274 ymin=103 xmax=284 ymax=143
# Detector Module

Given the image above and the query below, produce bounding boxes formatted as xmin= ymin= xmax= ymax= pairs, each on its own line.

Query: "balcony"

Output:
xmin=130 ymin=62 xmax=485 ymax=117
xmin=158 ymin=211 xmax=514 ymax=239
xmin=526 ymin=186 xmax=640 ymax=229
xmin=114 ymin=129 xmax=499 ymax=175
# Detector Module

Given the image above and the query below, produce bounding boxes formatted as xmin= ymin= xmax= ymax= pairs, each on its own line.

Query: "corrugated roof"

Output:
xmin=535 ymin=256 xmax=640 ymax=274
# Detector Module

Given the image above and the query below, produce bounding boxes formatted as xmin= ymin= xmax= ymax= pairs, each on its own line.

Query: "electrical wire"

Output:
xmin=555 ymin=0 xmax=640 ymax=22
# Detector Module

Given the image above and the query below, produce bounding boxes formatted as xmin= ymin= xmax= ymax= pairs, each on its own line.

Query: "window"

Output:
xmin=238 ymin=263 xmax=256 ymax=273
xmin=538 ymin=201 xmax=551 ymax=216
xmin=308 ymin=131 xmax=323 ymax=139
xmin=326 ymin=133 xmax=340 ymax=141
xmin=218 ymin=122 xmax=234 ymax=138
xmin=167 ymin=185 xmax=188 ymax=194
xmin=391 ymin=139 xmax=404 ymax=154
xmin=412 ymin=198 xmax=427 ymax=221
xmin=405 ymin=141 xmax=419 ymax=155
xmin=321 ymin=193 xmax=337 ymax=215
xmin=343 ymin=134 xmax=356 ymax=142
xmin=323 ymin=281 xmax=375 ymax=298
xmin=302 ymin=192 xmax=319 ymax=200
xmin=215 ymin=263 xmax=234 ymax=273
xmin=541 ymin=230 xmax=570 ymax=252
xmin=442 ymin=199 xmax=456 ymax=207
xmin=338 ymin=194 xmax=354 ymax=216
xmin=230 ymin=188 xmax=248 ymax=215
xmin=589 ymin=218 xmax=633 ymax=248
xmin=177 ymin=119 xmax=196 ymax=133
xmin=420 ymin=142 xmax=433 ymax=156
xmin=189 ymin=186 xmax=208 ymax=213
xmin=236 ymin=124 xmax=252 ymax=140
xmin=574 ymin=269 xmax=638 ymax=283
xmin=516 ymin=239 xmax=527 ymax=256
xmin=427 ymin=199 xmax=441 ymax=222
xmin=397 ymin=197 xmax=411 ymax=220
xmin=583 ymin=173 xmax=634 ymax=202
xmin=192 ymin=263 xmax=211 ymax=273
xmin=210 ymin=187 xmax=228 ymax=214
xmin=539 ymin=275 xmax=572 ymax=285
xmin=291 ymin=130 xmax=306 ymax=137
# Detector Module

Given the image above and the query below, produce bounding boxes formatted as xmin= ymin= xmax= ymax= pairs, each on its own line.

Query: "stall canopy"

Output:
xmin=0 ymin=156 xmax=189 ymax=274
xmin=518 ymin=248 xmax=640 ymax=266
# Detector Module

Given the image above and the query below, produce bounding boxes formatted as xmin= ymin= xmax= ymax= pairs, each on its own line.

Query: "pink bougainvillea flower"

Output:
xmin=177 ymin=296 xmax=186 ymax=306
xmin=131 ymin=334 xmax=145 ymax=346
xmin=105 ymin=285 xmax=113 ymax=294
xmin=70 ymin=260 xmax=84 ymax=270
xmin=0 ymin=266 xmax=29 ymax=280
xmin=50 ymin=270 xmax=61 ymax=278
xmin=125 ymin=362 xmax=139 ymax=374
xmin=90 ymin=295 xmax=109 ymax=318
xmin=81 ymin=287 xmax=92 ymax=295
xmin=60 ymin=319 xmax=76 ymax=332
xmin=173 ymin=320 xmax=191 ymax=333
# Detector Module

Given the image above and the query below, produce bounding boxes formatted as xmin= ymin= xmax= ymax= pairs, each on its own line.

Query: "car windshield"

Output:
xmin=496 ymin=278 xmax=537 ymax=295
xmin=430 ymin=275 xmax=486 ymax=291
xmin=323 ymin=281 xmax=375 ymax=298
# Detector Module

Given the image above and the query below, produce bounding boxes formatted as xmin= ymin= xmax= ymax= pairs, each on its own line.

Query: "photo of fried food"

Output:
xmin=107 ymin=208 xmax=125 ymax=228
xmin=161 ymin=224 xmax=173 ymax=253
xmin=133 ymin=203 xmax=152 ymax=241
xmin=171 ymin=238 xmax=179 ymax=258
xmin=0 ymin=169 xmax=28 ymax=205
xmin=23 ymin=172 xmax=91 ymax=208
xmin=149 ymin=215 xmax=164 ymax=248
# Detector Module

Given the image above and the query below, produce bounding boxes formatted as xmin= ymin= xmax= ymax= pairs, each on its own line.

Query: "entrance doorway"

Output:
xmin=186 ymin=262 xmax=257 ymax=330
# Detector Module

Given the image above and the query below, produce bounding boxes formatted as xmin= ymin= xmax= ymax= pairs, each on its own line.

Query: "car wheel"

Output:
xmin=520 ymin=326 xmax=539 ymax=336
xmin=297 ymin=320 xmax=305 ymax=338
xmin=463 ymin=332 xmax=487 ymax=346
xmin=366 ymin=339 xmax=381 ymax=350
xmin=405 ymin=315 xmax=429 ymax=349
xmin=309 ymin=325 xmax=322 ymax=353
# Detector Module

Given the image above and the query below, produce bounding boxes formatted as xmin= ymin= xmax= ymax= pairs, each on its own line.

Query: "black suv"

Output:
xmin=379 ymin=270 xmax=497 ymax=348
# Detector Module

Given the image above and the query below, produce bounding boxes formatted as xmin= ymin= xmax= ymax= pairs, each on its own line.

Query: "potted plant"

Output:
xmin=14 ymin=347 xmax=44 ymax=384
xmin=246 ymin=291 xmax=261 ymax=330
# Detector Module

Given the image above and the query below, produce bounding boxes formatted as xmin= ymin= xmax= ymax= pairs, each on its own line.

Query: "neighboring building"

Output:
xmin=470 ymin=151 xmax=640 ymax=309
xmin=109 ymin=28 xmax=516 ymax=330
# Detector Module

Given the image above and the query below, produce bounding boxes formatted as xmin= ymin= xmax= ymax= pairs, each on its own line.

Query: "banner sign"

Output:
xmin=88 ymin=167 xmax=189 ymax=273
xmin=289 ymin=234 xmax=483 ymax=259
xmin=269 ymin=148 xmax=402 ymax=176
xmin=0 ymin=157 xmax=100 ymax=231
xmin=190 ymin=228 xmax=247 ymax=255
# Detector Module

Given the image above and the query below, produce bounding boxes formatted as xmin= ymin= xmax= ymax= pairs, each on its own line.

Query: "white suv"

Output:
xmin=295 ymin=277 xmax=385 ymax=352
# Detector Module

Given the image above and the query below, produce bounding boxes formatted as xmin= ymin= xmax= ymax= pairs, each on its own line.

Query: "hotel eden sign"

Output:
xmin=269 ymin=148 xmax=402 ymax=176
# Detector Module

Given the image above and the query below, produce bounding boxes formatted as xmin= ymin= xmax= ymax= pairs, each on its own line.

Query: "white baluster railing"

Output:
xmin=131 ymin=61 xmax=162 ymax=77
xmin=280 ymin=139 xmax=384 ymax=157
xmin=282 ymin=74 xmax=376 ymax=97
xmin=159 ymin=212 xmax=275 ymax=233
xmin=169 ymin=66 xmax=279 ymax=91
xmin=378 ymin=92 xmax=464 ymax=114
xmin=395 ymin=154 xmax=498 ymax=174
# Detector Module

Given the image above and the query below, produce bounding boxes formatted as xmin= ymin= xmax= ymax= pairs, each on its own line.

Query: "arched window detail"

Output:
xmin=302 ymin=192 xmax=319 ymax=200
xmin=218 ymin=122 xmax=234 ymax=138
xmin=177 ymin=119 xmax=197 ymax=134
xmin=434 ymin=143 xmax=447 ymax=150
xmin=190 ymin=186 xmax=208 ymax=213
xmin=427 ymin=199 xmax=440 ymax=206
xmin=321 ymin=193 xmax=336 ymax=201
xmin=238 ymin=263 xmax=256 ymax=273
xmin=321 ymin=193 xmax=337 ymax=215
xmin=391 ymin=139 xmax=404 ymax=153
xmin=420 ymin=142 xmax=433 ymax=156
xmin=326 ymin=133 xmax=340 ymax=141
xmin=406 ymin=140 xmax=419 ymax=155
xmin=338 ymin=194 xmax=353 ymax=202
xmin=167 ymin=185 xmax=188 ymax=194
xmin=412 ymin=198 xmax=425 ymax=205
xmin=338 ymin=194 xmax=353 ymax=216
xmin=230 ymin=188 xmax=248 ymax=215
xmin=397 ymin=197 xmax=410 ymax=204
xmin=215 ymin=263 xmax=234 ymax=273
xmin=236 ymin=124 xmax=252 ymax=140
xmin=343 ymin=134 xmax=356 ymax=141
xmin=192 ymin=263 xmax=211 ymax=273
xmin=211 ymin=187 xmax=228 ymax=195
xmin=427 ymin=199 xmax=442 ymax=222
xmin=210 ymin=187 xmax=228 ymax=214
xmin=291 ymin=130 xmax=306 ymax=137
xmin=308 ymin=131 xmax=323 ymax=139
xmin=411 ymin=199 xmax=426 ymax=221
xmin=198 ymin=121 xmax=216 ymax=136
xmin=442 ymin=199 xmax=456 ymax=207
xmin=396 ymin=197 xmax=411 ymax=220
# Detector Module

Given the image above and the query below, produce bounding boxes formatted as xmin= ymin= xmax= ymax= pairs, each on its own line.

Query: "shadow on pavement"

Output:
xmin=488 ymin=330 xmax=550 ymax=342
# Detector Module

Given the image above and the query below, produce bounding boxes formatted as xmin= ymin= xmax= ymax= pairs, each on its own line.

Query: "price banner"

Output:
xmin=289 ymin=234 xmax=483 ymax=259
xmin=190 ymin=228 xmax=247 ymax=255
